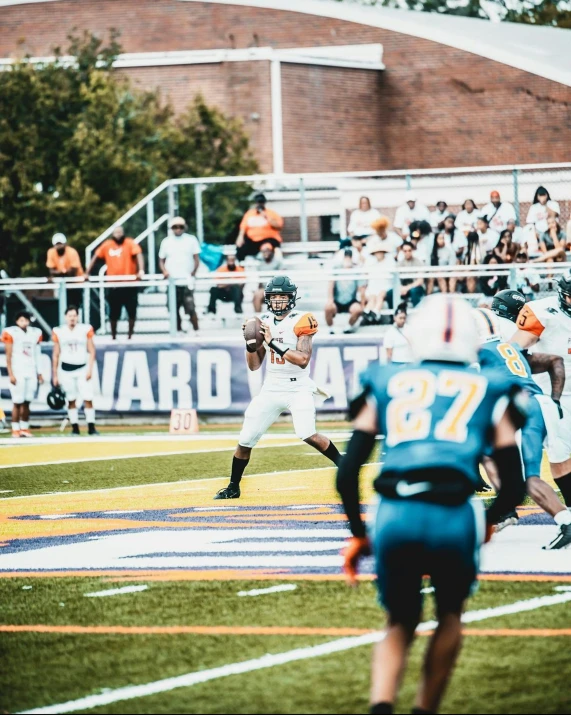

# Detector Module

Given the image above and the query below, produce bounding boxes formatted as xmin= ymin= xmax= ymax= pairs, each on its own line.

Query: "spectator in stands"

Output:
xmin=454 ymin=199 xmax=481 ymax=234
xmin=236 ymin=193 xmax=283 ymax=261
xmin=462 ymin=231 xmax=485 ymax=294
xmin=408 ymin=220 xmax=433 ymax=264
xmin=393 ymin=191 xmax=431 ymax=239
xmin=506 ymin=218 xmax=526 ymax=246
xmin=325 ymin=249 xmax=364 ymax=334
xmin=368 ymin=216 xmax=402 ymax=256
xmin=493 ymin=229 xmax=518 ymax=264
xmin=533 ymin=217 xmax=567 ymax=263
xmin=158 ymin=217 xmax=200 ymax=333
xmin=476 ymin=215 xmax=499 ymax=254
xmin=430 ymin=200 xmax=448 ymax=232
xmin=85 ymin=226 xmax=144 ymax=340
xmin=362 ymin=238 xmax=396 ymax=325
xmin=479 ymin=254 xmax=508 ymax=297
xmin=514 ymin=251 xmax=541 ymax=299
xmin=384 ymin=305 xmax=413 ymax=364
xmin=481 ymin=190 xmax=516 ymax=233
xmin=427 ymin=231 xmax=457 ymax=295
xmin=441 ymin=214 xmax=467 ymax=260
xmin=333 ymin=236 xmax=369 ymax=267
xmin=46 ymin=234 xmax=84 ymax=278
xmin=390 ymin=241 xmax=425 ymax=307
xmin=207 ymin=254 xmax=245 ymax=315
xmin=526 ymin=186 xmax=560 ymax=235
xmin=347 ymin=196 xmax=381 ymax=239
xmin=253 ymin=242 xmax=284 ymax=312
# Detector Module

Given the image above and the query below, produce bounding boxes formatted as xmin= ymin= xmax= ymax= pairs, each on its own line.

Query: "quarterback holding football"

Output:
xmin=214 ymin=275 xmax=341 ymax=499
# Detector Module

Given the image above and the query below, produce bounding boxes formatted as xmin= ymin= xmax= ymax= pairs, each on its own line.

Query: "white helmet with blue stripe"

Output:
xmin=472 ymin=308 xmax=502 ymax=344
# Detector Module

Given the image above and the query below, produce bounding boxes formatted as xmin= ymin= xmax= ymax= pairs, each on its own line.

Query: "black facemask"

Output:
xmin=56 ymin=246 xmax=66 ymax=256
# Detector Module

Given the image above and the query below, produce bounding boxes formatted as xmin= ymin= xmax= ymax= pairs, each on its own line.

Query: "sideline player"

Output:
xmin=474 ymin=308 xmax=571 ymax=548
xmin=52 ymin=305 xmax=98 ymax=436
xmin=511 ymin=276 xmax=571 ymax=543
xmin=1 ymin=311 xmax=44 ymax=437
xmin=337 ymin=295 xmax=526 ymax=715
xmin=214 ymin=276 xmax=342 ymax=499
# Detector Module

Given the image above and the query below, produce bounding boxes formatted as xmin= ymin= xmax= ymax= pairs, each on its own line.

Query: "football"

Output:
xmin=244 ymin=316 xmax=264 ymax=351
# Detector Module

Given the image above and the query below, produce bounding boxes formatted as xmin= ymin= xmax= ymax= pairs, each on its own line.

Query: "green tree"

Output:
xmin=337 ymin=0 xmax=571 ymax=26
xmin=0 ymin=32 xmax=258 ymax=277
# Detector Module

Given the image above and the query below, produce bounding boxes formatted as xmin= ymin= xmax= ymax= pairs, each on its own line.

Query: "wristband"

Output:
xmin=268 ymin=340 xmax=289 ymax=358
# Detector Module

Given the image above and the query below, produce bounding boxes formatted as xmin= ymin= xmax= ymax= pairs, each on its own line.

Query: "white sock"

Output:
xmin=85 ymin=408 xmax=96 ymax=424
xmin=12 ymin=421 xmax=20 ymax=432
xmin=68 ymin=408 xmax=79 ymax=424
xmin=20 ymin=421 xmax=29 ymax=430
xmin=554 ymin=510 xmax=571 ymax=526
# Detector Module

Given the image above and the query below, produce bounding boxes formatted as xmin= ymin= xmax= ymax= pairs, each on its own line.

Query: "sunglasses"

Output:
xmin=172 ymin=225 xmax=185 ymax=229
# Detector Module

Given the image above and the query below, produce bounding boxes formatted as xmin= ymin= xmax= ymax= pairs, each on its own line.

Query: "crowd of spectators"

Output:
xmin=39 ymin=184 xmax=570 ymax=336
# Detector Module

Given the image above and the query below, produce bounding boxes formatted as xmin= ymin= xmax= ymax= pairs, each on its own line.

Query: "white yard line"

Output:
xmin=84 ymin=586 xmax=148 ymax=598
xmin=0 ymin=464 xmax=347 ymax=502
xmin=18 ymin=591 xmax=571 ymax=715
xmin=0 ymin=441 xmax=305 ymax=472
xmin=237 ymin=585 xmax=298 ymax=597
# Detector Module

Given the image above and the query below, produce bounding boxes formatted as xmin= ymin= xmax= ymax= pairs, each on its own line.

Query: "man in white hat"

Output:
xmin=362 ymin=237 xmax=396 ymax=325
xmin=158 ymin=217 xmax=201 ymax=333
xmin=46 ymin=233 xmax=84 ymax=278
xmin=393 ymin=191 xmax=431 ymax=239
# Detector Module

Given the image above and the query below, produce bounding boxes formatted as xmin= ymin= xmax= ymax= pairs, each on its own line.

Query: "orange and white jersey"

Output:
xmin=514 ymin=296 xmax=571 ymax=395
xmin=52 ymin=323 xmax=94 ymax=366
xmin=1 ymin=325 xmax=43 ymax=377
xmin=261 ymin=310 xmax=318 ymax=389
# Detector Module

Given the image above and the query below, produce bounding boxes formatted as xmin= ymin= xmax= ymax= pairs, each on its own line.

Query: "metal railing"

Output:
xmin=83 ymin=162 xmax=571 ymax=274
xmin=1 ymin=260 xmax=568 ymax=338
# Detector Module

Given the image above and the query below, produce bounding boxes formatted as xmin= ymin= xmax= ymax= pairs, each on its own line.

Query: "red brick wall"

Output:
xmin=2 ymin=0 xmax=570 ymax=172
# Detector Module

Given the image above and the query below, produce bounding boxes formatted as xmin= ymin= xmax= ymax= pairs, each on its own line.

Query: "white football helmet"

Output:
xmin=408 ymin=294 xmax=480 ymax=364
xmin=472 ymin=307 xmax=501 ymax=344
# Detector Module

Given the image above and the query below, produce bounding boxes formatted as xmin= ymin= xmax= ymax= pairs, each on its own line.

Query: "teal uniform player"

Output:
xmin=336 ymin=295 xmax=526 ymax=715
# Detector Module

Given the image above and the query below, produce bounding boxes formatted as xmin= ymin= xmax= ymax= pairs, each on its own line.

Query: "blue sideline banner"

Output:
xmin=0 ymin=335 xmax=384 ymax=414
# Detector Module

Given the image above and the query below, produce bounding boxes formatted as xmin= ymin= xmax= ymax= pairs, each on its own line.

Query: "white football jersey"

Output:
xmin=52 ymin=323 xmax=94 ymax=366
xmin=514 ymin=296 xmax=571 ymax=395
xmin=1 ymin=325 xmax=43 ymax=377
xmin=260 ymin=310 xmax=318 ymax=389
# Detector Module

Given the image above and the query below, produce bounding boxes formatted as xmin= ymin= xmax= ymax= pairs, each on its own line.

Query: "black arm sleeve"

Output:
xmin=336 ymin=430 xmax=377 ymax=537
xmin=486 ymin=445 xmax=526 ymax=525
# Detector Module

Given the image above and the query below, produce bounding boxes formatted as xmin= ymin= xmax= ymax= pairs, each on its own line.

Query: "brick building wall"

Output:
xmin=2 ymin=0 xmax=570 ymax=173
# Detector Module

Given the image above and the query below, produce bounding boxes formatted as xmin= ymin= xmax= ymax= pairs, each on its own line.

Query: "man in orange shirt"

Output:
xmin=46 ymin=234 xmax=84 ymax=277
xmin=85 ymin=226 xmax=145 ymax=340
xmin=207 ymin=255 xmax=245 ymax=314
xmin=236 ymin=193 xmax=283 ymax=260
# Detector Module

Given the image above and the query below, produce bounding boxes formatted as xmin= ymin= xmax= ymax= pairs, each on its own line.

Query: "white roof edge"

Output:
xmin=175 ymin=0 xmax=571 ymax=88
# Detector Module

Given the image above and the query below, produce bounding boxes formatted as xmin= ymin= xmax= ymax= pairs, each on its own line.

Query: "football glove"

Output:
xmin=342 ymin=536 xmax=371 ymax=586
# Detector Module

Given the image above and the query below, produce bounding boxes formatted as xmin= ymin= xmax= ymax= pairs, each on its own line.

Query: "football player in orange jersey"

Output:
xmin=214 ymin=276 xmax=341 ymax=499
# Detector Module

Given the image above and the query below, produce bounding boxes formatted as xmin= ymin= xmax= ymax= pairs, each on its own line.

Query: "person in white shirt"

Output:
xmin=481 ymin=190 xmax=516 ymax=233
xmin=362 ymin=238 xmax=396 ymax=324
xmin=454 ymin=199 xmax=481 ymax=234
xmin=333 ymin=236 xmax=370 ymax=268
xmin=158 ymin=216 xmax=201 ymax=332
xmin=476 ymin=216 xmax=499 ymax=254
xmin=1 ymin=311 xmax=43 ymax=438
xmin=506 ymin=218 xmax=526 ymax=246
xmin=427 ymin=232 xmax=458 ymax=295
xmin=429 ymin=200 xmax=449 ymax=232
xmin=525 ymin=186 xmax=561 ymax=235
xmin=408 ymin=220 xmax=434 ymax=265
xmin=368 ymin=216 xmax=402 ymax=256
xmin=52 ymin=305 xmax=97 ymax=436
xmin=393 ymin=191 xmax=431 ymax=239
xmin=347 ymin=196 xmax=381 ymax=238
xmin=514 ymin=250 xmax=541 ymax=300
xmin=383 ymin=306 xmax=413 ymax=363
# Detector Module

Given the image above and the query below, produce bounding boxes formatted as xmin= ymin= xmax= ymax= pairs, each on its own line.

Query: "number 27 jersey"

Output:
xmin=360 ymin=360 xmax=521 ymax=489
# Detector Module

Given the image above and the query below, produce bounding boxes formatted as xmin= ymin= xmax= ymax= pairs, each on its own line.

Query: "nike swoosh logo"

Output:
xmin=395 ymin=481 xmax=432 ymax=498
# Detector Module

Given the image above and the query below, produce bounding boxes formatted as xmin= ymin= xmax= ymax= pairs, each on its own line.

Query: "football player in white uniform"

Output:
xmin=52 ymin=305 xmax=98 ymax=436
xmin=1 ymin=311 xmax=44 ymax=437
xmin=511 ymin=277 xmax=571 ymax=549
xmin=214 ymin=276 xmax=342 ymax=499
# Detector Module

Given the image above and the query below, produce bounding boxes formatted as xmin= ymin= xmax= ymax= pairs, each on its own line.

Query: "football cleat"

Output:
xmin=543 ymin=523 xmax=571 ymax=550
xmin=214 ymin=483 xmax=241 ymax=500
xmin=495 ymin=510 xmax=519 ymax=532
xmin=71 ymin=424 xmax=81 ymax=436
xmin=476 ymin=477 xmax=493 ymax=494
xmin=88 ymin=426 xmax=100 ymax=436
